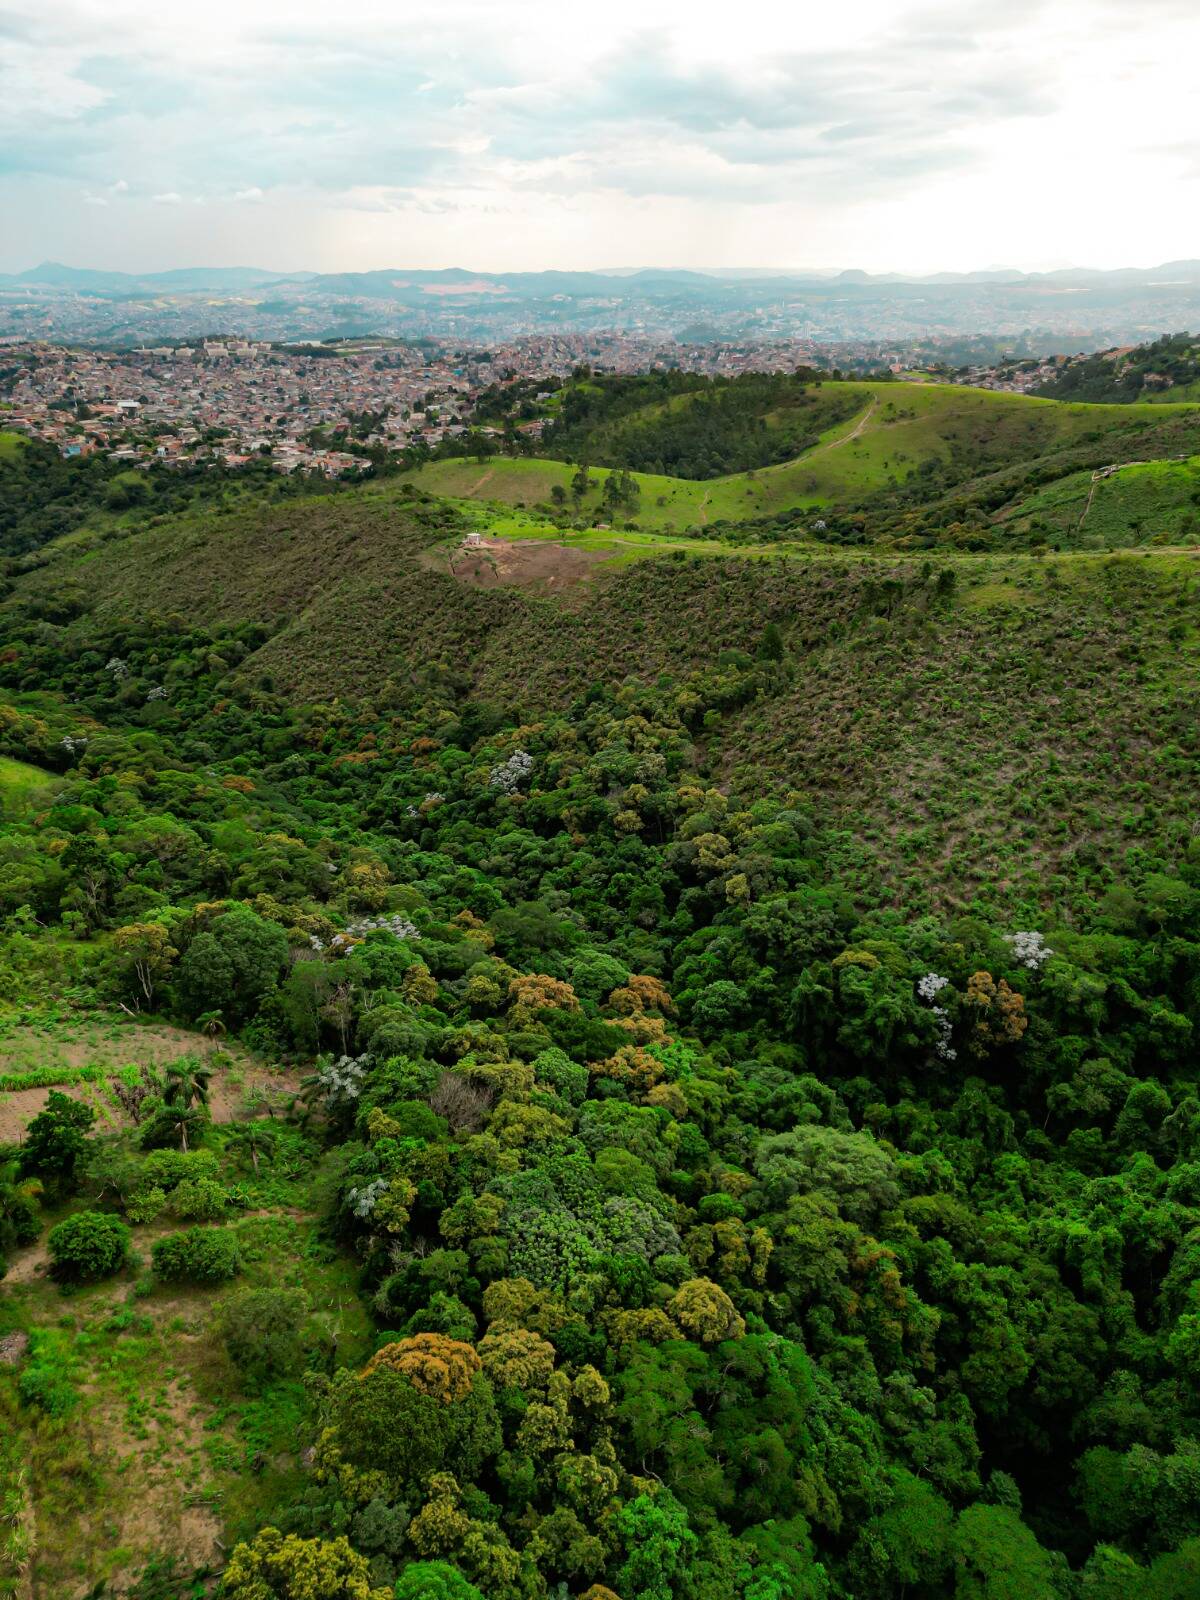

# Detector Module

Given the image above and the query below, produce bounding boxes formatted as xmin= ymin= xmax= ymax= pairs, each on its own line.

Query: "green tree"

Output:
xmin=328 ymin=1360 xmax=501 ymax=1492
xmin=393 ymin=1562 xmax=485 ymax=1600
xmin=614 ymin=1491 xmax=699 ymax=1600
xmin=222 ymin=1528 xmax=390 ymax=1599
xmin=174 ymin=905 xmax=288 ymax=1025
xmin=19 ymin=1091 xmax=95 ymax=1194
xmin=951 ymin=1505 xmax=1058 ymax=1600
xmin=217 ymin=1286 xmax=309 ymax=1385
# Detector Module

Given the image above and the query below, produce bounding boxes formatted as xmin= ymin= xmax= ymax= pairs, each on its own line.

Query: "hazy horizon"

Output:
xmin=8 ymin=257 xmax=1200 ymax=282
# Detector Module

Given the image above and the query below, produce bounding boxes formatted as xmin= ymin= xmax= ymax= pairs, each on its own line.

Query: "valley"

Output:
xmin=1 ymin=349 xmax=1199 ymax=1600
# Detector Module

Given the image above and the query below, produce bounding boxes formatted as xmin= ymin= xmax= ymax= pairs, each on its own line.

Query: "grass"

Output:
xmin=0 ymin=1148 xmax=371 ymax=1595
xmin=0 ymin=755 xmax=57 ymax=817
xmin=0 ymin=432 xmax=26 ymax=460
xmin=1002 ymin=454 xmax=1200 ymax=548
xmin=401 ymin=381 xmax=1200 ymax=530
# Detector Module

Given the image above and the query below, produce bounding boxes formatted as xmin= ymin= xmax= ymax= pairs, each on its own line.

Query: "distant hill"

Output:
xmin=1 ymin=262 xmax=305 ymax=295
xmin=7 ymin=258 xmax=1200 ymax=299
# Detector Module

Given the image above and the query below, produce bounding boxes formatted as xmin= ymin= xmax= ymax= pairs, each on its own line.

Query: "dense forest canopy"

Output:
xmin=0 ymin=361 xmax=1199 ymax=1600
xmin=538 ymin=371 xmax=863 ymax=479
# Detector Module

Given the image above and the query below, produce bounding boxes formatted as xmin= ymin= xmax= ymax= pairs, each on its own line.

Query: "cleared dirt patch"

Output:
xmin=0 ymin=1018 xmax=300 ymax=1142
xmin=441 ymin=536 xmax=613 ymax=590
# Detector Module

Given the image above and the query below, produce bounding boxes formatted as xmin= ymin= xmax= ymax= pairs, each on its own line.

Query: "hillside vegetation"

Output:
xmin=0 ymin=385 xmax=1199 ymax=1599
xmin=410 ymin=380 xmax=1200 ymax=549
xmin=538 ymin=370 xmax=864 ymax=478
xmin=1035 ymin=331 xmax=1200 ymax=403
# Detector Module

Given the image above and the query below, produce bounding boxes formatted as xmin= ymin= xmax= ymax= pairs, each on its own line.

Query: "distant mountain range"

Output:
xmin=6 ymin=259 xmax=1200 ymax=351
xmin=6 ymin=260 xmax=1200 ymax=298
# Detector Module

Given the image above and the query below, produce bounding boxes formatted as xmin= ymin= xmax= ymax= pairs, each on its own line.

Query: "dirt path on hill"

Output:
xmin=801 ymin=396 xmax=879 ymax=459
xmin=469 ymin=467 xmax=496 ymax=494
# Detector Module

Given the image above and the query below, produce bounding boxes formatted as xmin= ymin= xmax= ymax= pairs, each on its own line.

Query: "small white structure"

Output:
xmin=464 ymin=530 xmax=484 ymax=548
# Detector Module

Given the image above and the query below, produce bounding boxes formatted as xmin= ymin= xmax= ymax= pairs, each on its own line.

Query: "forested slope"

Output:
xmin=0 ymin=460 xmax=1198 ymax=1598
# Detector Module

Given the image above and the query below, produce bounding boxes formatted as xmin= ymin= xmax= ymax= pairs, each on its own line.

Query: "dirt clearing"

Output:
xmin=439 ymin=536 xmax=613 ymax=590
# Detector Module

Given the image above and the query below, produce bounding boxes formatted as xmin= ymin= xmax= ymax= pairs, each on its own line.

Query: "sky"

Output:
xmin=2 ymin=0 xmax=1199 ymax=276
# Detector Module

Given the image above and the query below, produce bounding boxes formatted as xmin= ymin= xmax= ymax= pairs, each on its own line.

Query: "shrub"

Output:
xmin=18 ymin=1351 xmax=78 ymax=1415
xmin=48 ymin=1209 xmax=130 ymax=1281
xmin=168 ymin=1177 xmax=228 ymax=1221
xmin=140 ymin=1148 xmax=219 ymax=1192
xmin=126 ymin=1185 xmax=167 ymax=1224
xmin=216 ymin=1285 xmax=308 ymax=1383
xmin=152 ymin=1226 xmax=241 ymax=1283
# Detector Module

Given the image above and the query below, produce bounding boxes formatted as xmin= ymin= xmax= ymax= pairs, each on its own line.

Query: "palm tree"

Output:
xmin=194 ymin=1010 xmax=227 ymax=1058
xmin=225 ymin=1119 xmax=277 ymax=1177
xmin=164 ymin=1058 xmax=213 ymax=1152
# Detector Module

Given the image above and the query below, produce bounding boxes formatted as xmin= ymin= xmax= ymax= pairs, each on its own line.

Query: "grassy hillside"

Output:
xmin=1001 ymin=455 xmax=1200 ymax=547
xmin=0 ymin=755 xmax=58 ymax=818
xmin=537 ymin=372 xmax=863 ymax=477
xmin=413 ymin=382 xmax=1200 ymax=541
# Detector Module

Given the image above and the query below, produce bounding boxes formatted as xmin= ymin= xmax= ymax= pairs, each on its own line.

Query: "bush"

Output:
xmin=18 ymin=1347 xmax=78 ymax=1415
xmin=48 ymin=1209 xmax=130 ymax=1280
xmin=126 ymin=1185 xmax=167 ymax=1224
xmin=168 ymin=1177 xmax=228 ymax=1221
xmin=140 ymin=1149 xmax=220 ymax=1192
xmin=216 ymin=1285 xmax=308 ymax=1383
xmin=152 ymin=1226 xmax=241 ymax=1283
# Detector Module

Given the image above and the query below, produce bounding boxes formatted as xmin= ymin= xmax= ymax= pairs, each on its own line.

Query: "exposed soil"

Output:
xmin=0 ymin=1018 xmax=301 ymax=1142
xmin=442 ymin=536 xmax=612 ymax=590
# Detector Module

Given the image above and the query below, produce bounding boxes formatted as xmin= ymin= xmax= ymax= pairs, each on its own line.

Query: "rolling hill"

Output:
xmin=409 ymin=381 xmax=1200 ymax=545
xmin=3 ymin=374 xmax=1200 ymax=1596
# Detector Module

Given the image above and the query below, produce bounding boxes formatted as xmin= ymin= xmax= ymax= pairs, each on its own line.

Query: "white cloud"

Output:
xmin=0 ymin=0 xmax=1198 ymax=272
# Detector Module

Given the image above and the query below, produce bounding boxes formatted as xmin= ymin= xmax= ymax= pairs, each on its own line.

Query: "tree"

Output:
xmin=328 ymin=1352 xmax=501 ymax=1491
xmin=222 ymin=1528 xmax=391 ymax=1599
xmin=141 ymin=1057 xmax=214 ymax=1152
xmin=394 ymin=1565 xmax=484 ymax=1600
xmin=19 ymin=1091 xmax=95 ymax=1194
xmin=846 ymin=1468 xmax=953 ymax=1595
xmin=614 ymin=1491 xmax=699 ymax=1600
xmin=951 ymin=1505 xmax=1058 ymax=1600
xmin=174 ymin=904 xmax=288 ymax=1025
xmin=0 ymin=1160 xmax=40 ymax=1268
xmin=111 ymin=922 xmax=178 ymax=1009
xmin=361 ymin=1335 xmax=480 ymax=1402
xmin=195 ymin=1008 xmax=228 ymax=1054
xmin=669 ymin=1278 xmax=746 ymax=1343
xmin=225 ymin=1119 xmax=278 ymax=1177
xmin=217 ymin=1286 xmax=308 ymax=1384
